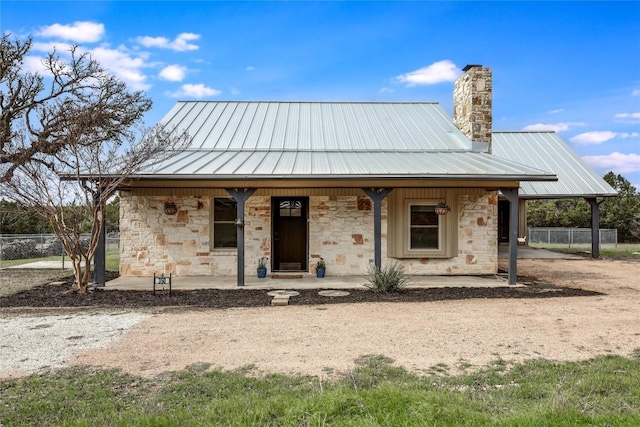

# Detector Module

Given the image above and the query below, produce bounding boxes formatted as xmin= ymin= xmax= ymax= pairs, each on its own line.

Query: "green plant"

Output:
xmin=363 ymin=261 xmax=411 ymax=293
xmin=257 ymin=257 xmax=268 ymax=269
xmin=316 ymin=257 xmax=326 ymax=269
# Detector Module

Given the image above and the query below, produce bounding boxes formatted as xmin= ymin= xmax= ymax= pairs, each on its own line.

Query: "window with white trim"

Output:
xmin=387 ymin=193 xmax=457 ymax=259
xmin=211 ymin=198 xmax=237 ymax=249
xmin=409 ymin=204 xmax=440 ymax=250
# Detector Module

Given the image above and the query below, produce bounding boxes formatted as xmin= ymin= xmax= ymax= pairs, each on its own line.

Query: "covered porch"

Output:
xmin=104 ymin=272 xmax=517 ymax=291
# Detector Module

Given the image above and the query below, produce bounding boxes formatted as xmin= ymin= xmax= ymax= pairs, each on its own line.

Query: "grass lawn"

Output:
xmin=0 ymin=251 xmax=119 ymax=271
xmin=0 ymin=252 xmax=120 ymax=296
xmin=530 ymin=243 xmax=640 ymax=259
xmin=1 ymin=353 xmax=639 ymax=426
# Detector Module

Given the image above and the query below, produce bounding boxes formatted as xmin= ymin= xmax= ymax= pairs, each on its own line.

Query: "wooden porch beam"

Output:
xmin=363 ymin=188 xmax=393 ymax=269
xmin=226 ymin=188 xmax=256 ymax=286
xmin=501 ymin=188 xmax=519 ymax=285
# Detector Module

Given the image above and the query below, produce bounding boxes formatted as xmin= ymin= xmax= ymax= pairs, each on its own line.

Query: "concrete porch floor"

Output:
xmin=104 ymin=247 xmax=578 ymax=291
xmin=105 ymin=273 xmax=515 ymax=291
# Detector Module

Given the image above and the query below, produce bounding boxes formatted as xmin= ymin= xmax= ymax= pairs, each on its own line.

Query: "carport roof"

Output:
xmin=492 ymin=131 xmax=616 ymax=198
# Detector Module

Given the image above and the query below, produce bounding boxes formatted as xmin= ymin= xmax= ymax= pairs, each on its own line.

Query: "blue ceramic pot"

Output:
xmin=257 ymin=268 xmax=267 ymax=278
xmin=316 ymin=268 xmax=326 ymax=278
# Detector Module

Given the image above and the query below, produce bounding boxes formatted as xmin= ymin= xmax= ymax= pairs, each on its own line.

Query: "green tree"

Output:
xmin=600 ymin=172 xmax=640 ymax=243
xmin=105 ymin=196 xmax=120 ymax=234
xmin=0 ymin=200 xmax=51 ymax=234
xmin=527 ymin=172 xmax=640 ymax=243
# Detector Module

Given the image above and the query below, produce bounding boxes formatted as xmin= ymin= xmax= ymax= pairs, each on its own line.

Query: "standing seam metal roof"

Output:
xmin=137 ymin=101 xmax=557 ymax=182
xmin=492 ymin=132 xmax=616 ymax=197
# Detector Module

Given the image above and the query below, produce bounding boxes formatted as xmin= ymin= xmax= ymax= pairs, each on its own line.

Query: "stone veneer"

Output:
xmin=120 ymin=191 xmax=497 ymax=277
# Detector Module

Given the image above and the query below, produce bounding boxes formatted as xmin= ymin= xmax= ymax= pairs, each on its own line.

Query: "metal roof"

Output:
xmin=492 ymin=131 xmax=616 ymax=198
xmin=133 ymin=101 xmax=558 ymax=182
xmin=160 ymin=101 xmax=474 ymax=151
xmin=140 ymin=150 xmax=555 ymax=181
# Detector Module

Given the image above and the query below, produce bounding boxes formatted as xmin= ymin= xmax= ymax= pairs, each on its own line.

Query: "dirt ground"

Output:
xmin=60 ymin=257 xmax=639 ymax=378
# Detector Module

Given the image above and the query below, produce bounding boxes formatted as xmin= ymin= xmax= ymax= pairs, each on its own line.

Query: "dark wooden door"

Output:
xmin=272 ymin=197 xmax=308 ymax=271
xmin=498 ymin=200 xmax=510 ymax=243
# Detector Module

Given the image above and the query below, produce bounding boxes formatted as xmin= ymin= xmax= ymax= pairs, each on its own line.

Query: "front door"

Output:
xmin=272 ymin=197 xmax=308 ymax=271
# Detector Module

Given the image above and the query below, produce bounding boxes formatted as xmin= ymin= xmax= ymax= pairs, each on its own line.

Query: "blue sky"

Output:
xmin=3 ymin=1 xmax=640 ymax=188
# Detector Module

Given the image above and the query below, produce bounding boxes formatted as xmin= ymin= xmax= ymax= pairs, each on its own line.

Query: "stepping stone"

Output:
xmin=267 ymin=290 xmax=300 ymax=297
xmin=318 ymin=290 xmax=350 ymax=297
xmin=271 ymin=295 xmax=290 ymax=306
xmin=49 ymin=281 xmax=67 ymax=286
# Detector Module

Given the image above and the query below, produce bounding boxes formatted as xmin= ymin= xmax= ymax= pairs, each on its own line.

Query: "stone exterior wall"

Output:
xmin=120 ymin=190 xmax=497 ymax=277
xmin=389 ymin=193 xmax=498 ymax=275
xmin=453 ymin=65 xmax=493 ymax=149
xmin=309 ymin=196 xmax=375 ymax=275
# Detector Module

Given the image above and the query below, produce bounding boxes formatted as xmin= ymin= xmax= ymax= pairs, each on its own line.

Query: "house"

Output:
xmin=115 ymin=65 xmax=614 ymax=286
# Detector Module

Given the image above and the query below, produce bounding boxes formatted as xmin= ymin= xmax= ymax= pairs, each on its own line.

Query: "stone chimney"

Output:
xmin=453 ymin=64 xmax=492 ymax=152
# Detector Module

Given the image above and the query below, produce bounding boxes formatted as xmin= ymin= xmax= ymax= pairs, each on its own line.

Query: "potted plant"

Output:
xmin=316 ymin=257 xmax=326 ymax=278
xmin=434 ymin=199 xmax=450 ymax=215
xmin=257 ymin=257 xmax=268 ymax=278
xmin=163 ymin=199 xmax=178 ymax=215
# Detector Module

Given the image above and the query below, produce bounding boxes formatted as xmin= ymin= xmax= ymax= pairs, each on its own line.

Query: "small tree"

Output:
xmin=601 ymin=172 xmax=640 ymax=243
xmin=0 ymin=35 xmax=188 ymax=292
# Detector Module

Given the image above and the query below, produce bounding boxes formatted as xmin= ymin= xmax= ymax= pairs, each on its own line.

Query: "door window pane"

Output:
xmin=279 ymin=200 xmax=302 ymax=217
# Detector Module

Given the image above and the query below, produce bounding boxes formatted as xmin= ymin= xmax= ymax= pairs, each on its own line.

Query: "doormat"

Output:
xmin=271 ymin=274 xmax=303 ymax=279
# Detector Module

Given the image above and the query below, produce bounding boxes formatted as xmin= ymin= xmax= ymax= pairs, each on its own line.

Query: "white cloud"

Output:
xmin=522 ymin=122 xmax=585 ymax=132
xmin=31 ymin=41 xmax=75 ymax=53
xmin=27 ymin=41 xmax=150 ymax=91
xmin=632 ymin=89 xmax=640 ymax=96
xmin=379 ymin=87 xmax=394 ymax=94
xmin=136 ymin=33 xmax=200 ymax=51
xmin=245 ymin=66 xmax=255 ymax=71
xmin=582 ymin=152 xmax=640 ymax=174
xmin=570 ymin=131 xmax=639 ymax=145
xmin=547 ymin=108 xmax=565 ymax=114
xmin=159 ymin=64 xmax=187 ymax=82
xmin=169 ymin=83 xmax=221 ymax=98
xmin=395 ymin=60 xmax=462 ymax=86
xmin=21 ymin=55 xmax=52 ymax=75
xmin=89 ymin=46 xmax=150 ymax=91
xmin=37 ymin=21 xmax=104 ymax=43
xmin=614 ymin=112 xmax=640 ymax=123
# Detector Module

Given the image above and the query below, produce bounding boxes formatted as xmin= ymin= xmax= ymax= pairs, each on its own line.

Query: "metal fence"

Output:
xmin=0 ymin=233 xmax=120 ymax=270
xmin=527 ymin=227 xmax=618 ymax=248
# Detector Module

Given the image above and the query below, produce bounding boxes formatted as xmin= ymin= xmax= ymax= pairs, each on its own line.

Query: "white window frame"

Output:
xmin=407 ymin=203 xmax=443 ymax=252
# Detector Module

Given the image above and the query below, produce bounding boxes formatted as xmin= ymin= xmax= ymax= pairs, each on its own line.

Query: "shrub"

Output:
xmin=363 ymin=261 xmax=411 ymax=293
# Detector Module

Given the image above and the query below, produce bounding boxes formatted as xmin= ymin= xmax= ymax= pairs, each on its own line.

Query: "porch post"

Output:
xmin=502 ymin=188 xmax=519 ymax=285
xmin=585 ymin=197 xmax=600 ymax=258
xmin=363 ymin=188 xmax=393 ymax=269
xmin=93 ymin=186 xmax=106 ymax=287
xmin=226 ymin=188 xmax=257 ymax=286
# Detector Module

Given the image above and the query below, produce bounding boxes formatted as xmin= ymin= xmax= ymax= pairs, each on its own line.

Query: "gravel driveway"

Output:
xmin=1 ymin=258 xmax=639 ymax=379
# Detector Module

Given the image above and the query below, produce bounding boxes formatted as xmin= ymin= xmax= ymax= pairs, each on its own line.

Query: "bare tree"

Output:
xmin=0 ymin=35 xmax=188 ymax=293
xmin=1 ymin=125 xmax=188 ymax=293
xmin=1 ymin=35 xmax=151 ymax=183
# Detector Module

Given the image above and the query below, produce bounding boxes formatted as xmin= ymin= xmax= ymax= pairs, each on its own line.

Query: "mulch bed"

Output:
xmin=0 ymin=272 xmax=602 ymax=310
